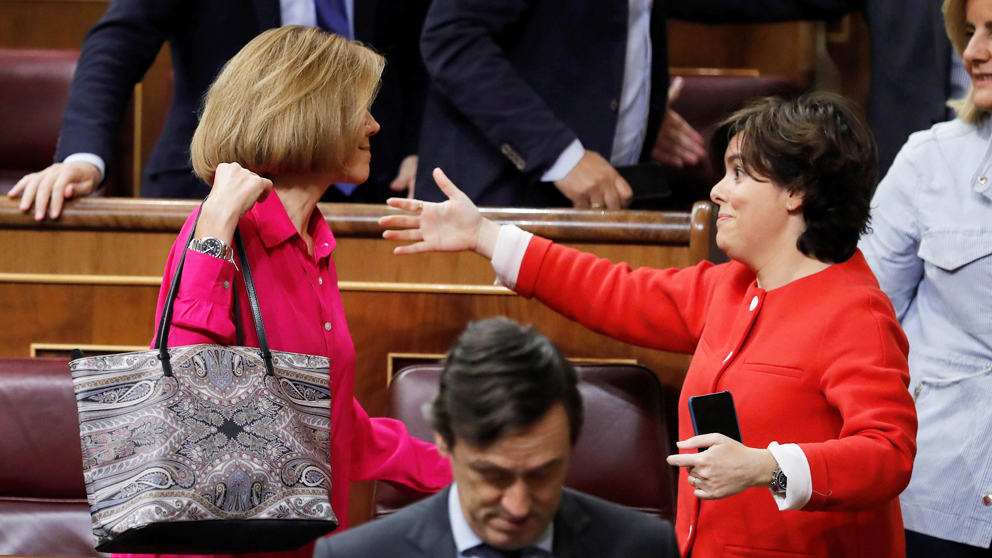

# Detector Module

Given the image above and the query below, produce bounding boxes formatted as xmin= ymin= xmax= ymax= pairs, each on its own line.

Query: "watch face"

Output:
xmin=200 ymin=237 xmax=224 ymax=258
xmin=775 ymin=470 xmax=788 ymax=490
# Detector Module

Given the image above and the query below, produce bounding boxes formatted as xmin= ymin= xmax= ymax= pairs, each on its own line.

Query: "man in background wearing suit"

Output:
xmin=314 ymin=317 xmax=678 ymax=558
xmin=415 ymin=0 xmax=719 ymax=210
xmin=9 ymin=0 xmax=430 ymax=220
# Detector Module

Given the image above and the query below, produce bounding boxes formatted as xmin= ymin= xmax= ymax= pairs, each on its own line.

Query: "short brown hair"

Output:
xmin=710 ymin=92 xmax=877 ymax=264
xmin=944 ymin=0 xmax=987 ymax=123
xmin=191 ymin=26 xmax=384 ymax=185
xmin=430 ymin=318 xmax=583 ymax=450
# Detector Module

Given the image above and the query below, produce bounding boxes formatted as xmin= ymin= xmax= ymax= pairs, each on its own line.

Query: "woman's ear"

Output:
xmin=785 ymin=189 xmax=804 ymax=213
xmin=434 ymin=432 xmax=452 ymax=458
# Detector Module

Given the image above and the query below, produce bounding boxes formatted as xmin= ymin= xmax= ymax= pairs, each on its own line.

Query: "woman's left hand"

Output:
xmin=666 ymin=434 xmax=779 ymax=500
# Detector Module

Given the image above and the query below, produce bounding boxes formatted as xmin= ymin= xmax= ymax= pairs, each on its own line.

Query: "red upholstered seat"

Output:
xmin=0 ymin=357 xmax=98 ymax=557
xmin=371 ymin=363 xmax=680 ymax=522
xmin=0 ymin=50 xmax=79 ymax=195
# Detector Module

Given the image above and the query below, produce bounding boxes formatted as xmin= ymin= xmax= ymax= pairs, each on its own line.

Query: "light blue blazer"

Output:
xmin=860 ymin=117 xmax=992 ymax=548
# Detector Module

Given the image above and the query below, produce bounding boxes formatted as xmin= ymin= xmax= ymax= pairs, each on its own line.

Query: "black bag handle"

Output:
xmin=153 ymin=206 xmax=273 ymax=377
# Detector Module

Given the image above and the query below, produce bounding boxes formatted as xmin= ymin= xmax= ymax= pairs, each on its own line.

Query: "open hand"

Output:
xmin=651 ymin=77 xmax=707 ymax=169
xmin=666 ymin=433 xmax=778 ymax=500
xmin=379 ymin=168 xmax=501 ymax=259
xmin=8 ymin=161 xmax=101 ymax=220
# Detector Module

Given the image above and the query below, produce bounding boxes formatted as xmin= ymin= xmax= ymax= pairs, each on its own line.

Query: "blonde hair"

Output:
xmin=944 ymin=0 xmax=988 ymax=123
xmin=191 ymin=26 xmax=384 ymax=185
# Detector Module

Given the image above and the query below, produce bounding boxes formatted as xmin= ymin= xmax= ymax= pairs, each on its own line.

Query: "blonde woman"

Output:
xmin=859 ymin=1 xmax=992 ymax=556
xmin=138 ymin=26 xmax=452 ymax=558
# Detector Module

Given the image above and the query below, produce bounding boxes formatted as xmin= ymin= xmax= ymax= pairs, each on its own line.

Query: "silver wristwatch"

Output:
xmin=771 ymin=468 xmax=788 ymax=494
xmin=189 ymin=237 xmax=235 ymax=265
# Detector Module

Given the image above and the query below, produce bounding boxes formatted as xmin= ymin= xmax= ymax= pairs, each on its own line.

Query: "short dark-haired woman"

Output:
xmin=380 ymin=92 xmax=918 ymax=558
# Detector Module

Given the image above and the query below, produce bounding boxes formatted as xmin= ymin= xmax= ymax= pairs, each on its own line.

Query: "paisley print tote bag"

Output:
xmin=69 ymin=222 xmax=338 ymax=553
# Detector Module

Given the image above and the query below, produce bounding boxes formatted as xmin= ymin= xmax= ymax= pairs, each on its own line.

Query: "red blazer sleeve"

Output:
xmin=799 ymin=291 xmax=917 ymax=512
xmin=515 ymin=236 xmax=725 ymax=354
xmin=151 ymin=209 xmax=238 ymax=348
xmin=348 ymin=398 xmax=453 ymax=491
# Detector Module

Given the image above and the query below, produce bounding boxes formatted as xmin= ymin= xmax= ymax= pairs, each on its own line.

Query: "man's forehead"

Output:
xmin=453 ymin=404 xmax=572 ymax=469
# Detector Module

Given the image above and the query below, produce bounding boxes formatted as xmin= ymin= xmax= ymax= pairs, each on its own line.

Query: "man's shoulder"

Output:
xmin=560 ymin=489 xmax=677 ymax=556
xmin=314 ymin=491 xmax=448 ymax=558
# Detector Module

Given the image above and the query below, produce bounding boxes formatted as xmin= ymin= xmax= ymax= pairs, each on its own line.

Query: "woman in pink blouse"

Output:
xmin=140 ymin=26 xmax=452 ymax=558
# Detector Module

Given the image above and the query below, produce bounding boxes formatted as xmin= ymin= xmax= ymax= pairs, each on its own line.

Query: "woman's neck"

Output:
xmin=751 ymin=248 xmax=832 ymax=291
xmin=270 ymin=173 xmax=335 ymax=255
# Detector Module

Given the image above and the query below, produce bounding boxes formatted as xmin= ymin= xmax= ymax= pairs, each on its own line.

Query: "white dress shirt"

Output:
xmin=449 ymin=483 xmax=554 ymax=558
xmin=490 ymin=224 xmax=813 ymax=511
xmin=541 ymin=0 xmax=653 ymax=182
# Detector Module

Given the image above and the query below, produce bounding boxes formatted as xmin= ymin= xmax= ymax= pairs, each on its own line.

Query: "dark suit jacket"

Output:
xmin=669 ymin=0 xmax=951 ymax=177
xmin=54 ymin=0 xmax=429 ymax=200
xmin=313 ymin=486 xmax=678 ymax=558
xmin=415 ymin=0 xmax=671 ymax=207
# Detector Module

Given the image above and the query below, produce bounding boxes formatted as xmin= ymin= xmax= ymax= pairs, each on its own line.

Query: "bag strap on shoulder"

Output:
xmin=153 ymin=202 xmax=274 ymax=377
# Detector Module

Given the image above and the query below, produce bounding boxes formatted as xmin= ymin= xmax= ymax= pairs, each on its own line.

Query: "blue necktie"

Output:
xmin=315 ymin=0 xmax=358 ymax=196
xmin=315 ymin=0 xmax=351 ymax=39
xmin=466 ymin=544 xmax=551 ymax=558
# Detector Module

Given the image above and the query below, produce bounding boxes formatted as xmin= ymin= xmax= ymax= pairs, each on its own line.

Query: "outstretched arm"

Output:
xmin=381 ymin=168 xmax=721 ymax=353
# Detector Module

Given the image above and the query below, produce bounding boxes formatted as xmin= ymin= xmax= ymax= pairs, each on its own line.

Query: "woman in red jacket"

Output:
xmin=380 ymin=92 xmax=918 ymax=558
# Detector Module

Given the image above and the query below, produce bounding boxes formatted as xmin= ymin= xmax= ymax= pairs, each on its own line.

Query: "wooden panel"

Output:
xmin=825 ymin=14 xmax=871 ymax=111
xmin=0 ymin=198 xmax=713 ymax=526
xmin=668 ymin=20 xmax=819 ymax=87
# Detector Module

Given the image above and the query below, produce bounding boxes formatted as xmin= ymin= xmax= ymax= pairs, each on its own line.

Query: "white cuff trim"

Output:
xmin=491 ymin=225 xmax=533 ymax=290
xmin=767 ymin=442 xmax=812 ymax=511
xmin=541 ymin=139 xmax=585 ymax=182
xmin=62 ymin=153 xmax=106 ymax=183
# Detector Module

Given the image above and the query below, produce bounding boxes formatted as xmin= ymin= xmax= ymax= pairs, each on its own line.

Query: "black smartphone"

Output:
xmin=688 ymin=391 xmax=742 ymax=449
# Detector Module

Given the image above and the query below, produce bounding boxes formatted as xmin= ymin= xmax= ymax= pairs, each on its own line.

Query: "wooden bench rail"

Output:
xmin=0 ymin=198 xmax=703 ymax=246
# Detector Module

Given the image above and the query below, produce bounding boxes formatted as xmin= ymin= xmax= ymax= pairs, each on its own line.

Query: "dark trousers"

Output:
xmin=907 ymin=530 xmax=992 ymax=558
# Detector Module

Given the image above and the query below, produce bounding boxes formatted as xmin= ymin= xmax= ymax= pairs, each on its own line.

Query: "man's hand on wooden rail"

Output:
xmin=8 ymin=161 xmax=101 ymax=221
xmin=554 ymin=150 xmax=632 ymax=210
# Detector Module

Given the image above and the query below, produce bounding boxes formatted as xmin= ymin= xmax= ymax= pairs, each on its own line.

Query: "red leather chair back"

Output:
xmin=0 ymin=358 xmax=98 ymax=557
xmin=667 ymin=73 xmax=804 ymax=204
xmin=0 ymin=49 xmax=79 ymax=194
xmin=372 ymin=363 xmax=679 ymax=522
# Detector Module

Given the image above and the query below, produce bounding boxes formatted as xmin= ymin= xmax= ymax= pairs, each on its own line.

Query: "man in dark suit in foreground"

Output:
xmin=314 ymin=317 xmax=678 ymax=558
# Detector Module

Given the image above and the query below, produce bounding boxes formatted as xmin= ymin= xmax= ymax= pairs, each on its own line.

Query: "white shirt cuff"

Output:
xmin=491 ymin=225 xmax=533 ymax=290
xmin=767 ymin=442 xmax=812 ymax=511
xmin=62 ymin=153 xmax=106 ymax=183
xmin=540 ymin=139 xmax=585 ymax=182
